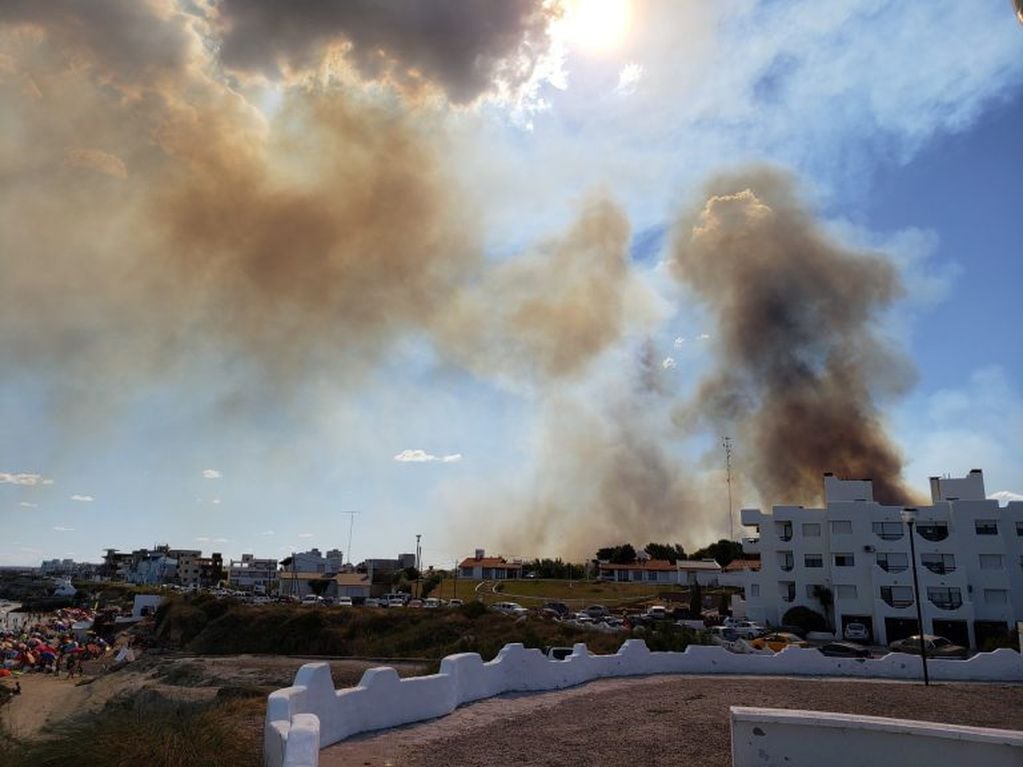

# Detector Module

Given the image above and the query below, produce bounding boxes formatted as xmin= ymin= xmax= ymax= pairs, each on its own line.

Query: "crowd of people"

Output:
xmin=1 ymin=607 xmax=111 ymax=679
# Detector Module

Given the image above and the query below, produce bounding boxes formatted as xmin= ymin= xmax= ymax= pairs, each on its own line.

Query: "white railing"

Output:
xmin=265 ymin=642 xmax=1023 ymax=767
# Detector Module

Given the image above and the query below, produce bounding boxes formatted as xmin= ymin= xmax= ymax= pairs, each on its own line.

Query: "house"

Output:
xmin=228 ymin=554 xmax=279 ymax=593
xmin=459 ymin=550 xmax=523 ymax=580
xmin=598 ymin=559 xmax=677 ymax=583
xmin=277 ymin=571 xmax=371 ymax=599
xmin=677 ymin=559 xmax=724 ymax=586
xmin=731 ymin=469 xmax=1023 ymax=648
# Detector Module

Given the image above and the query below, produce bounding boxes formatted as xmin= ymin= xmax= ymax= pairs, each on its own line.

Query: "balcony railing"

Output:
xmin=872 ymin=524 xmax=904 ymax=541
xmin=778 ymin=532 xmax=793 ymax=542
xmin=881 ymin=594 xmax=913 ymax=609
xmin=922 ymin=562 xmax=956 ymax=575
xmin=929 ymin=598 xmax=963 ymax=611
xmin=876 ymin=561 xmax=908 ymax=573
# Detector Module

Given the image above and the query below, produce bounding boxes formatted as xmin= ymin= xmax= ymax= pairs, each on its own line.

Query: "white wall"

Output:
xmin=731 ymin=706 xmax=1023 ymax=767
xmin=264 ymin=641 xmax=1023 ymax=767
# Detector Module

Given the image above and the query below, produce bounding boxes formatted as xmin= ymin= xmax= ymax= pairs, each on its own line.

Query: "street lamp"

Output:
xmin=900 ymin=507 xmax=929 ymax=686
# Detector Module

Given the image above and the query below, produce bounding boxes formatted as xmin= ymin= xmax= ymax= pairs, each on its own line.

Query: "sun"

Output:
xmin=563 ymin=0 xmax=632 ymax=54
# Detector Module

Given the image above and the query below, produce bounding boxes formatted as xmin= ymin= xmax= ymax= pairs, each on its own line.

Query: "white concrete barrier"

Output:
xmin=730 ymin=707 xmax=1023 ymax=767
xmin=264 ymin=642 xmax=1023 ymax=767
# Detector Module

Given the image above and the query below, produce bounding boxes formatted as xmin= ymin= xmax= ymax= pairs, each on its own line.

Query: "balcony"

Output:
xmin=922 ymin=562 xmax=956 ymax=575
xmin=916 ymin=524 xmax=948 ymax=542
xmin=881 ymin=594 xmax=913 ymax=609
xmin=929 ymin=597 xmax=963 ymax=611
xmin=872 ymin=522 xmax=904 ymax=541
xmin=779 ymin=554 xmax=794 ymax=572
xmin=876 ymin=559 xmax=908 ymax=574
xmin=880 ymin=587 xmax=914 ymax=609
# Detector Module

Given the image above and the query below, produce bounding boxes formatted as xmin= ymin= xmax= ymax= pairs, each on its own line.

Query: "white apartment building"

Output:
xmin=228 ymin=553 xmax=279 ymax=593
xmin=733 ymin=470 xmax=1023 ymax=648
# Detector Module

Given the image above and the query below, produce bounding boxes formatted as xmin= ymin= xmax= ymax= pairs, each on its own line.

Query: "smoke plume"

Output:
xmin=670 ymin=167 xmax=919 ymax=507
xmin=215 ymin=0 xmax=555 ymax=104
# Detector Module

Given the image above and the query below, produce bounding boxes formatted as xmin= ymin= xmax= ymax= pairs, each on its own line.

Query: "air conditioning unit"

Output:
xmin=863 ymin=545 xmax=875 ymax=553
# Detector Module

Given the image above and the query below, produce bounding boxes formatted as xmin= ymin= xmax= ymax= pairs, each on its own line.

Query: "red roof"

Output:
xmin=597 ymin=559 xmax=675 ymax=571
xmin=724 ymin=558 xmax=761 ymax=572
xmin=459 ymin=557 xmax=521 ymax=569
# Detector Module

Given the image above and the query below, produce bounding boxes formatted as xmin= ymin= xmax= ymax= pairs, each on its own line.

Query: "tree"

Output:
xmin=689 ymin=539 xmax=744 ymax=567
xmin=644 ymin=542 xmax=686 ymax=563
xmin=689 ymin=582 xmax=703 ymax=618
xmin=812 ymin=585 xmax=834 ymax=630
xmin=595 ymin=544 xmax=637 ymax=564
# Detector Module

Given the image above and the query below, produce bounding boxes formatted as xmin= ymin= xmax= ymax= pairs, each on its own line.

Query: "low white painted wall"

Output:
xmin=731 ymin=706 xmax=1023 ymax=767
xmin=264 ymin=642 xmax=1023 ymax=767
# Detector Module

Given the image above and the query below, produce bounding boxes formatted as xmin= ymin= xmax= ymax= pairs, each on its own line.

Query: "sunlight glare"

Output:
xmin=564 ymin=0 xmax=632 ymax=54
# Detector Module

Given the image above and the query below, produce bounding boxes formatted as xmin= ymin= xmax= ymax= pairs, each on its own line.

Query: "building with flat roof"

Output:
xmin=731 ymin=469 xmax=1023 ymax=648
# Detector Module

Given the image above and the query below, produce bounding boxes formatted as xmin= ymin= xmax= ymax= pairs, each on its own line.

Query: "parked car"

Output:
xmin=407 ymin=599 xmax=423 ymax=608
xmin=422 ymin=598 xmax=443 ymax=608
xmin=300 ymin=595 xmax=322 ymax=606
xmin=727 ymin=620 xmax=766 ymax=639
xmin=706 ymin=626 xmax=744 ymax=651
xmin=818 ymin=642 xmax=870 ymax=658
xmin=844 ymin=622 xmax=871 ymax=642
xmin=644 ymin=605 xmax=669 ymax=620
xmin=750 ymin=632 xmax=810 ymax=652
xmin=364 ymin=597 xmax=381 ymax=607
xmin=888 ymin=635 xmax=968 ymax=659
xmin=335 ymin=596 xmax=353 ymax=607
xmin=584 ymin=605 xmax=610 ymax=620
xmin=447 ymin=598 xmax=464 ymax=608
xmin=387 ymin=598 xmax=405 ymax=608
xmin=491 ymin=601 xmax=528 ymax=617
xmin=544 ymin=601 xmax=570 ymax=617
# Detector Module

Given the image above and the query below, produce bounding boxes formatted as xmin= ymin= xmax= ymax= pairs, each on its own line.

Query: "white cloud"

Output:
xmin=614 ymin=62 xmax=644 ymax=96
xmin=201 ymin=469 xmax=222 ymax=479
xmin=214 ymin=537 xmax=229 ymax=543
xmin=697 ymin=333 xmax=710 ymax=340
xmin=70 ymin=494 xmax=94 ymax=502
xmin=394 ymin=449 xmax=463 ymax=463
xmin=297 ymin=532 xmax=314 ymax=539
xmin=989 ymin=491 xmax=1023 ymax=507
xmin=1 ymin=472 xmax=51 ymax=485
xmin=673 ymin=337 xmax=685 ymax=348
xmin=261 ymin=530 xmax=276 ymax=536
xmin=18 ymin=501 xmax=37 ymax=508
xmin=211 ymin=498 xmax=221 ymax=505
xmin=53 ymin=526 xmax=75 ymax=532
xmin=662 ymin=357 xmax=677 ymax=370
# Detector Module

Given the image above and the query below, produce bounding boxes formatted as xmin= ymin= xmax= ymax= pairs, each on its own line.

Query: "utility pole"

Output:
xmin=415 ymin=534 xmax=422 ymax=599
xmin=340 ymin=511 xmax=358 ymax=567
xmin=723 ymin=436 xmax=735 ymax=541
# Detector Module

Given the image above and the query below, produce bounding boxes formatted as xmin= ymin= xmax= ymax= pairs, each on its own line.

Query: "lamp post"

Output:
xmin=901 ymin=507 xmax=929 ymax=686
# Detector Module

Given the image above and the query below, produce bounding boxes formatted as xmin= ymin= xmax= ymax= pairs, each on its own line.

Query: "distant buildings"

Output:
xmin=100 ymin=546 xmax=225 ymax=588
xmin=731 ymin=469 xmax=1023 ymax=648
xmin=227 ymin=554 xmax=278 ymax=593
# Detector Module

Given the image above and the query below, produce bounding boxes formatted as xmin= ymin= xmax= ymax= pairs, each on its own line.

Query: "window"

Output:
xmin=875 ymin=552 xmax=908 ymax=573
xmin=779 ymin=582 xmax=796 ymax=602
xmin=872 ymin=521 xmax=903 ymax=540
xmin=881 ymin=585 xmax=913 ymax=608
xmin=778 ymin=551 xmax=794 ymax=571
xmin=830 ymin=520 xmax=853 ymax=535
xmin=979 ymin=554 xmax=1004 ymax=570
xmin=1016 ymin=520 xmax=1023 ymax=537
xmin=631 ymin=570 xmax=643 ymax=581
xmin=460 ymin=567 xmax=473 ymax=577
xmin=802 ymin=523 xmax=821 ymax=537
xmin=776 ymin=522 xmax=793 ymax=541
xmin=834 ymin=553 xmax=855 ymax=567
xmin=916 ymin=523 xmax=948 ymax=542
xmin=749 ymin=584 xmax=760 ymax=598
xmin=927 ymin=587 xmax=963 ymax=610
xmin=984 ymin=589 xmax=1008 ymax=605
xmin=804 ymin=554 xmax=823 ymax=568
xmin=834 ymin=584 xmax=857 ymax=600
xmin=921 ymin=553 xmax=955 ymax=574
xmin=647 ymin=570 xmax=658 ymax=581
xmin=975 ymin=520 xmax=998 ymax=535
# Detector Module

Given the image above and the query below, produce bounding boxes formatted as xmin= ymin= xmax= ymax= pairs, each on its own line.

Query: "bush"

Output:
xmin=782 ymin=606 xmax=827 ymax=634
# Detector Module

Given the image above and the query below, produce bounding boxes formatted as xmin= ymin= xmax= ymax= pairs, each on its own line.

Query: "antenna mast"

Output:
xmin=340 ymin=511 xmax=359 ymax=567
xmin=723 ymin=437 xmax=734 ymax=541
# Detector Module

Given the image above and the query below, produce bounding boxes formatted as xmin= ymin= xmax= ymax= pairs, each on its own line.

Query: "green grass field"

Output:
xmin=431 ymin=577 xmax=694 ymax=607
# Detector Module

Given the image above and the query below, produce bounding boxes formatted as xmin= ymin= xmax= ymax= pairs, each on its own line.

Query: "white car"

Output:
xmin=448 ymin=598 xmax=464 ymax=607
xmin=301 ymin=595 xmax=322 ymax=606
xmin=844 ymin=622 xmax=870 ymax=642
xmin=387 ymin=598 xmax=405 ymax=608
xmin=423 ymin=598 xmax=443 ymax=608
xmin=335 ymin=596 xmax=353 ymax=607
xmin=491 ymin=601 xmax=528 ymax=617
xmin=727 ymin=620 xmax=765 ymax=639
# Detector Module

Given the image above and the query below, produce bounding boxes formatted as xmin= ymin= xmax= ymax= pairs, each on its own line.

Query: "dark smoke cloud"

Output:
xmin=670 ymin=167 xmax=920 ymax=507
xmin=215 ymin=0 xmax=555 ymax=103
xmin=434 ymin=196 xmax=644 ymax=381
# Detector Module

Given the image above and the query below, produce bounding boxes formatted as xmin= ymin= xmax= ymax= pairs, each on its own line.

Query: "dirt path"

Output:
xmin=320 ymin=675 xmax=1023 ymax=767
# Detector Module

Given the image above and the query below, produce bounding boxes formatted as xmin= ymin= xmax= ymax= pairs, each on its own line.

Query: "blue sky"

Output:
xmin=1 ymin=1 xmax=1021 ymax=567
